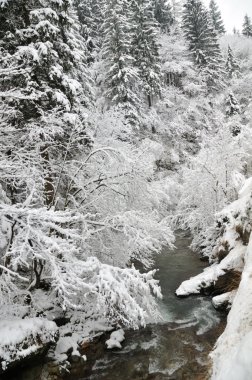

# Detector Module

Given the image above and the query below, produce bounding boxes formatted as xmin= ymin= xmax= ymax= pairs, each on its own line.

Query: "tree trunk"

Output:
xmin=40 ymin=148 xmax=54 ymax=207
xmin=147 ymin=94 xmax=152 ymax=108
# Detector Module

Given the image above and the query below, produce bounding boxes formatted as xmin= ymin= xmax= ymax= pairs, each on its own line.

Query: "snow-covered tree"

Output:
xmin=182 ymin=0 xmax=225 ymax=91
xmin=225 ymin=45 xmax=240 ymax=78
xmin=0 ymin=0 xmax=92 ymax=208
xmin=101 ymin=0 xmax=139 ymax=121
xmin=182 ymin=0 xmax=209 ymax=65
xmin=74 ymin=0 xmax=105 ymax=60
xmin=131 ymin=0 xmax=162 ymax=107
xmin=226 ymin=92 xmax=240 ymax=117
xmin=153 ymin=0 xmax=174 ymax=32
xmin=0 ymin=135 xmax=175 ymax=321
xmin=242 ymin=14 xmax=252 ymax=37
xmin=209 ymin=0 xmax=225 ymax=35
xmin=175 ymin=122 xmax=248 ymax=253
xmin=0 ymin=0 xmax=91 ymax=301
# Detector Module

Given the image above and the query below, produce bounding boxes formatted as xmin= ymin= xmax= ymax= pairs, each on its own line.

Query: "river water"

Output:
xmin=79 ymin=233 xmax=226 ymax=380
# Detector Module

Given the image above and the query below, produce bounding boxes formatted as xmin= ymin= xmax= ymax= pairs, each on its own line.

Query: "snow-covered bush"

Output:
xmin=0 ymin=136 xmax=174 ymax=326
xmin=176 ymin=122 xmax=249 ymax=253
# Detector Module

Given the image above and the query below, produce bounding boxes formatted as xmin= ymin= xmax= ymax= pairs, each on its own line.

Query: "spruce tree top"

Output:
xmin=183 ymin=0 xmax=222 ymax=64
xmin=226 ymin=45 xmax=240 ymax=78
xmin=153 ymin=0 xmax=174 ymax=33
xmin=209 ymin=0 xmax=225 ymax=34
xmin=242 ymin=14 xmax=252 ymax=37
xmin=182 ymin=0 xmax=225 ymax=91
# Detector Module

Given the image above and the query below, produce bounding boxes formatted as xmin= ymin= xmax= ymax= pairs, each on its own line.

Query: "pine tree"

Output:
xmin=226 ymin=92 xmax=240 ymax=116
xmin=242 ymin=14 xmax=252 ymax=37
xmin=0 ymin=0 xmax=94 ymax=306
xmin=209 ymin=0 xmax=225 ymax=34
xmin=153 ymin=0 xmax=174 ymax=33
xmin=0 ymin=0 xmax=91 ymax=207
xmin=182 ymin=0 xmax=225 ymax=91
xmin=226 ymin=45 xmax=240 ymax=78
xmin=131 ymin=0 xmax=161 ymax=107
xmin=74 ymin=0 xmax=105 ymax=59
xmin=183 ymin=0 xmax=214 ymax=65
xmin=101 ymin=0 xmax=139 ymax=120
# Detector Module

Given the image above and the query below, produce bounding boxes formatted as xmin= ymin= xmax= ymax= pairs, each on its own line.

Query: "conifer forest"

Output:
xmin=0 ymin=0 xmax=252 ymax=379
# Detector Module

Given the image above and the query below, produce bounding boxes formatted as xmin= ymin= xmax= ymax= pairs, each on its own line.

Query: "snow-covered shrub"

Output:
xmin=176 ymin=123 xmax=249 ymax=253
xmin=0 ymin=137 xmax=174 ymax=326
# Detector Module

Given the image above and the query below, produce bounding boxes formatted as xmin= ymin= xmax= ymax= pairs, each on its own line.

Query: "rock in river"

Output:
xmin=0 ymin=318 xmax=59 ymax=373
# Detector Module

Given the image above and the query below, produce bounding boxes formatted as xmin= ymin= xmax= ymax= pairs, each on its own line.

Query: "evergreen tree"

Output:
xmin=153 ymin=0 xmax=174 ymax=33
xmin=0 ymin=0 xmax=91 ymax=207
xmin=74 ymin=0 xmax=105 ymax=59
xmin=131 ymin=0 xmax=161 ymax=107
xmin=226 ymin=92 xmax=240 ymax=117
xmin=182 ymin=0 xmax=225 ymax=91
xmin=226 ymin=45 xmax=240 ymax=78
xmin=242 ymin=14 xmax=252 ymax=37
xmin=209 ymin=0 xmax=225 ymax=34
xmin=101 ymin=0 xmax=139 ymax=119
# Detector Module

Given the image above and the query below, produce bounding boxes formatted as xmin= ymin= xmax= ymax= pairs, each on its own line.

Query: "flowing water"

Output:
xmin=77 ymin=233 xmax=226 ymax=380
xmin=4 ymin=233 xmax=226 ymax=380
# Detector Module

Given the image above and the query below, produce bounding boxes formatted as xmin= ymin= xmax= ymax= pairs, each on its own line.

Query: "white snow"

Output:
xmin=176 ymin=264 xmax=222 ymax=296
xmin=105 ymin=329 xmax=125 ymax=349
xmin=53 ymin=91 xmax=70 ymax=110
xmin=0 ymin=318 xmax=58 ymax=371
xmin=0 ymin=0 xmax=8 ymax=7
xmin=211 ymin=235 xmax=252 ymax=380
xmin=212 ymin=290 xmax=237 ymax=310
xmin=54 ymin=334 xmax=80 ymax=362
xmin=30 ymin=8 xmax=59 ymax=21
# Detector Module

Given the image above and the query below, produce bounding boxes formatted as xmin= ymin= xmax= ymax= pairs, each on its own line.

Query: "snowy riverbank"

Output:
xmin=211 ymin=235 xmax=252 ymax=379
xmin=176 ymin=178 xmax=252 ymax=379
